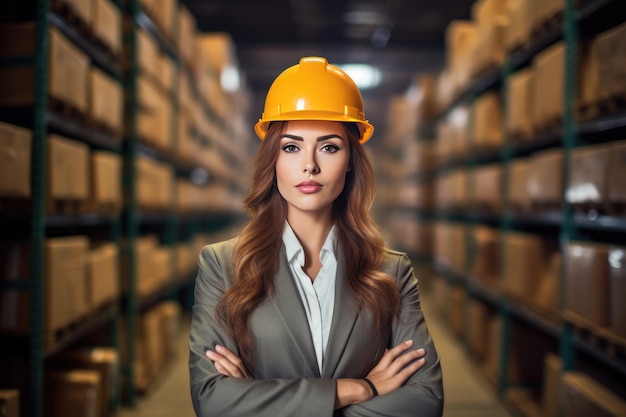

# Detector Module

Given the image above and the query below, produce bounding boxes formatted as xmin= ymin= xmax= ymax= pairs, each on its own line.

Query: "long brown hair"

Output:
xmin=216 ymin=121 xmax=400 ymax=368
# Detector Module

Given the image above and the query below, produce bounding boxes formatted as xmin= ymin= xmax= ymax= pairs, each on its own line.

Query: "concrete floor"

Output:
xmin=117 ymin=301 xmax=514 ymax=417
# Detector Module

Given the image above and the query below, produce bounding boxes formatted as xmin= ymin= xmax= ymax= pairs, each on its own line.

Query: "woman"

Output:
xmin=189 ymin=57 xmax=443 ymax=416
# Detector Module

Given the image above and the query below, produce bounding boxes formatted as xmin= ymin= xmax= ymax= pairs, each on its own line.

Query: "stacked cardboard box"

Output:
xmin=47 ymin=135 xmax=90 ymax=206
xmin=532 ymin=42 xmax=565 ymax=132
xmin=472 ymin=91 xmax=502 ymax=152
xmin=471 ymin=164 xmax=502 ymax=212
xmin=44 ymin=370 xmax=100 ymax=417
xmin=506 ymin=68 xmax=535 ymax=140
xmin=564 ymin=242 xmax=610 ymax=326
xmin=0 ymin=122 xmax=31 ymax=199
xmin=0 ymin=25 xmax=89 ymax=112
xmin=51 ymin=347 xmax=119 ymax=417
xmin=527 ymin=148 xmax=563 ymax=210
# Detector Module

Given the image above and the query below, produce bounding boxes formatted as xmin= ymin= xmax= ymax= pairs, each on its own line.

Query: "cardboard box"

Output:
xmin=91 ymin=151 xmax=121 ymax=208
xmin=508 ymin=158 xmax=531 ymax=212
xmin=93 ymin=0 xmax=121 ymax=55
xmin=579 ymin=39 xmax=602 ymax=109
xmin=596 ymin=22 xmax=626 ymax=100
xmin=542 ymin=353 xmax=562 ymax=417
xmin=0 ymin=390 xmax=19 ymax=417
xmin=0 ymin=25 xmax=88 ymax=111
xmin=505 ymin=0 xmax=532 ymax=51
xmin=178 ymin=4 xmax=198 ymax=74
xmin=532 ymin=42 xmax=565 ymax=130
xmin=565 ymin=242 xmax=610 ymax=326
xmin=534 ymin=252 xmax=561 ymax=313
xmin=49 ymin=27 xmax=89 ymax=113
xmin=0 ymin=121 xmax=31 ymax=198
xmin=136 ymin=28 xmax=159 ymax=81
xmin=47 ymin=134 xmax=90 ymax=201
xmin=469 ymin=21 xmax=508 ymax=77
xmin=470 ymin=226 xmax=499 ymax=287
xmin=197 ymin=32 xmax=238 ymax=75
xmin=527 ymin=148 xmax=563 ymax=206
xmin=45 ymin=236 xmax=90 ymax=331
xmin=53 ymin=347 xmax=118 ymax=417
xmin=567 ymin=143 xmax=611 ymax=204
xmin=0 ymin=242 xmax=30 ymax=333
xmin=607 ymin=140 xmax=626 ymax=204
xmin=561 ymin=372 xmax=626 ymax=417
xmin=466 ymin=299 xmax=491 ymax=361
xmin=503 ymin=232 xmax=549 ymax=301
xmin=608 ymin=247 xmax=626 ymax=338
xmin=88 ymin=67 xmax=123 ymax=135
xmin=156 ymin=54 xmax=175 ymax=93
xmin=473 ymin=92 xmax=502 ymax=150
xmin=44 ymin=370 xmax=100 ymax=417
xmin=530 ymin=0 xmax=564 ymax=31
xmin=472 ymin=164 xmax=502 ymax=211
xmin=507 ymin=68 xmax=535 ymax=138
xmin=87 ymin=242 xmax=119 ymax=309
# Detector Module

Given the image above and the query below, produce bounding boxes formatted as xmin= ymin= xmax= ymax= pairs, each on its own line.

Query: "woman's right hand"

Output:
xmin=364 ymin=340 xmax=426 ymax=397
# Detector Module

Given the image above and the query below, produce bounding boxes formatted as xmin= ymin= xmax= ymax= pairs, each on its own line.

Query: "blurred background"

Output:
xmin=0 ymin=0 xmax=625 ymax=416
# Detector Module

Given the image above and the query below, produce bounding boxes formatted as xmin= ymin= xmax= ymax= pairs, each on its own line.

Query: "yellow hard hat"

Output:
xmin=254 ymin=56 xmax=374 ymax=143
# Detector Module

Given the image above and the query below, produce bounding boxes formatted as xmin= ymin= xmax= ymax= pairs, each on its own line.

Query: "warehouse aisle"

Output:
xmin=117 ymin=303 xmax=513 ymax=417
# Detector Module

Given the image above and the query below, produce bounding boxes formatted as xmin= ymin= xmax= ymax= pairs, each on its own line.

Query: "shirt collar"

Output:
xmin=282 ymin=221 xmax=337 ymax=267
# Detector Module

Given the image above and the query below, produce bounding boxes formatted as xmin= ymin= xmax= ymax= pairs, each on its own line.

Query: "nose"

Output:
xmin=303 ymin=151 xmax=319 ymax=174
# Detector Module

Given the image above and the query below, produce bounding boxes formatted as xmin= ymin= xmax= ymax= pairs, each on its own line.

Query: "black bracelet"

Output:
xmin=362 ymin=377 xmax=378 ymax=397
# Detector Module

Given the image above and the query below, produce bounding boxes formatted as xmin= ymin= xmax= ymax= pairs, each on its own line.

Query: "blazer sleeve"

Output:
xmin=189 ymin=243 xmax=337 ymax=417
xmin=338 ymin=251 xmax=444 ymax=417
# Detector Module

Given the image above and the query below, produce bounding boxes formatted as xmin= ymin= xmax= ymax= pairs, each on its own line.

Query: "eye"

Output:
xmin=282 ymin=144 xmax=299 ymax=153
xmin=320 ymin=144 xmax=339 ymax=153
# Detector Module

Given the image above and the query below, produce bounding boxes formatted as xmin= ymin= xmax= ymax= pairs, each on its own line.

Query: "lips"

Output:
xmin=296 ymin=180 xmax=323 ymax=193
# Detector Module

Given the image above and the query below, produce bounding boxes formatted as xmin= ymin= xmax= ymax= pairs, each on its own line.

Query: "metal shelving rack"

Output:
xmin=431 ymin=0 xmax=626 ymax=408
xmin=0 ymin=1 xmax=124 ymax=416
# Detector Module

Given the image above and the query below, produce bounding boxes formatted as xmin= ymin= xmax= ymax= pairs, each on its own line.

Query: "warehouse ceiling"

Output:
xmin=180 ymin=0 xmax=475 ymax=137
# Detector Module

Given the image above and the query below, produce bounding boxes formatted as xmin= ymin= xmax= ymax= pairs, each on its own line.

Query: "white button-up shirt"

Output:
xmin=282 ymin=221 xmax=337 ymax=373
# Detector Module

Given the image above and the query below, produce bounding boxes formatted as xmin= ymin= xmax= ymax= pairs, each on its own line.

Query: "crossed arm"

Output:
xmin=206 ymin=339 xmax=427 ymax=409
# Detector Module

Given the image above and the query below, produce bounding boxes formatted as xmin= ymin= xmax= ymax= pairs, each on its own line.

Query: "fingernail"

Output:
xmin=404 ymin=340 xmax=413 ymax=346
xmin=418 ymin=358 xmax=426 ymax=364
xmin=215 ymin=344 xmax=223 ymax=352
xmin=417 ymin=348 xmax=425 ymax=355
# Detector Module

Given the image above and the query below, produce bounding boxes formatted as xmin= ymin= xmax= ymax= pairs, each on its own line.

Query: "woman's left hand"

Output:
xmin=206 ymin=345 xmax=252 ymax=379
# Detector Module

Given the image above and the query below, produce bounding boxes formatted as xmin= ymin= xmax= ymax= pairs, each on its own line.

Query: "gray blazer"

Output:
xmin=189 ymin=239 xmax=443 ymax=417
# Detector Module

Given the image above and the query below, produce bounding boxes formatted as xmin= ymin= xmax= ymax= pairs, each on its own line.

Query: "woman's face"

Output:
xmin=275 ymin=120 xmax=351 ymax=220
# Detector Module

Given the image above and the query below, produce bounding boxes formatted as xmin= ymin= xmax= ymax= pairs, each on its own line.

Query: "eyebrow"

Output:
xmin=280 ymin=134 xmax=344 ymax=142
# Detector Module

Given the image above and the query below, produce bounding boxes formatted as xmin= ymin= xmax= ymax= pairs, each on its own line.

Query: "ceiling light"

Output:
xmin=338 ymin=64 xmax=381 ymax=90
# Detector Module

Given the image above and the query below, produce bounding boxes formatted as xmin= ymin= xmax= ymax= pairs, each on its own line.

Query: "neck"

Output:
xmin=287 ymin=211 xmax=333 ymax=269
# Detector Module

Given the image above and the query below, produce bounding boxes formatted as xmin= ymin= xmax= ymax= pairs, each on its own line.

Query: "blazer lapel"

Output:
xmin=322 ymin=249 xmax=360 ymax=378
xmin=270 ymin=245 xmax=320 ymax=376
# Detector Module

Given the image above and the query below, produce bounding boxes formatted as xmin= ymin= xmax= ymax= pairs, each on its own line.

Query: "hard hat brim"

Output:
xmin=254 ymin=111 xmax=374 ymax=143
